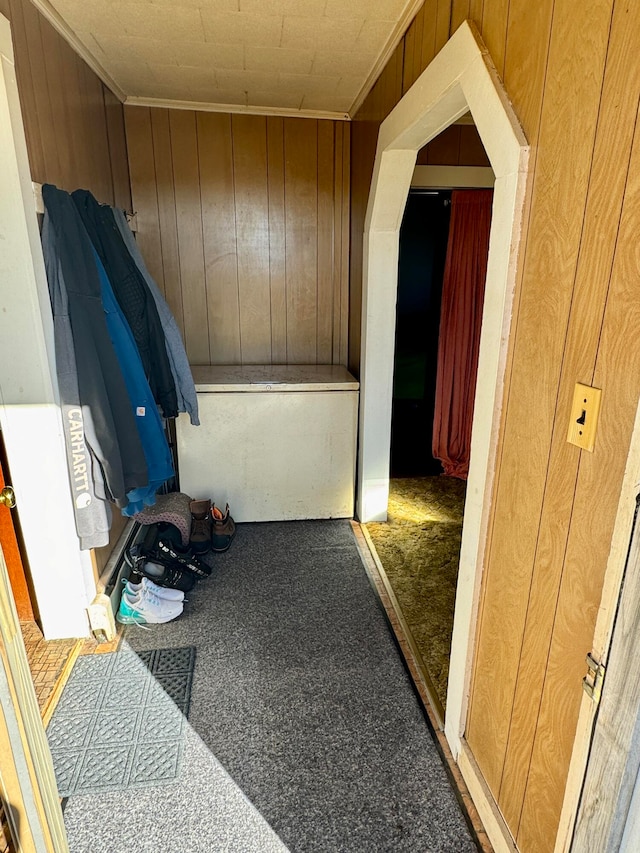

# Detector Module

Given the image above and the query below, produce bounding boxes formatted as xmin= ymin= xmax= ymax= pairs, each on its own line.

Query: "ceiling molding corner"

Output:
xmin=30 ymin=0 xmax=126 ymax=101
xmin=348 ymin=0 xmax=424 ymax=119
xmin=124 ymin=96 xmax=350 ymax=122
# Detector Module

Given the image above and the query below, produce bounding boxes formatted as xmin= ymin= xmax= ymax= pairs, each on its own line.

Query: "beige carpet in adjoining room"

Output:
xmin=366 ymin=476 xmax=466 ymax=712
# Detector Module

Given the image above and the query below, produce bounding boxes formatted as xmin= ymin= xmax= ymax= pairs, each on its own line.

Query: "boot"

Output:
xmin=189 ymin=498 xmax=212 ymax=555
xmin=211 ymin=503 xmax=236 ymax=552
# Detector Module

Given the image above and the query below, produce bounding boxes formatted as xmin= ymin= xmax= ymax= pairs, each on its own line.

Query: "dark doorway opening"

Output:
xmin=390 ymin=189 xmax=451 ymax=478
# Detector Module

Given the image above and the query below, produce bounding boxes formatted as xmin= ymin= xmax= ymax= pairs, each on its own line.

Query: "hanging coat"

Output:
xmin=91 ymin=247 xmax=174 ymax=515
xmin=41 ymin=211 xmax=112 ymax=548
xmin=41 ymin=184 xmax=148 ymax=507
xmin=71 ymin=189 xmax=179 ymax=420
xmin=111 ymin=207 xmax=200 ymax=426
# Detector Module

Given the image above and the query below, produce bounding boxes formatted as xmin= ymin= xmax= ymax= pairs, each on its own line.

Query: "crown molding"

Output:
xmin=124 ymin=96 xmax=350 ymax=122
xmin=30 ymin=0 xmax=126 ymax=101
xmin=348 ymin=0 xmax=424 ymax=118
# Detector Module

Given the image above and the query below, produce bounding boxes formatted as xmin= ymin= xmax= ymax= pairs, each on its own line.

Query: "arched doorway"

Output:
xmin=355 ymin=20 xmax=529 ymax=766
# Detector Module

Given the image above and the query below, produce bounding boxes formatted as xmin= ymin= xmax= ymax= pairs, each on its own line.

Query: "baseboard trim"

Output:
xmin=458 ymin=740 xmax=517 ymax=853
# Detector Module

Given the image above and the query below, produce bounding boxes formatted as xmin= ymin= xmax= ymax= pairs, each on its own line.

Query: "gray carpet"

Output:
xmin=63 ymin=520 xmax=477 ymax=852
xmin=47 ymin=646 xmax=194 ymax=796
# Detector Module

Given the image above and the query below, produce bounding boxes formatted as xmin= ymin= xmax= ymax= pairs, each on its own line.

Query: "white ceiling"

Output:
xmin=36 ymin=0 xmax=424 ymax=119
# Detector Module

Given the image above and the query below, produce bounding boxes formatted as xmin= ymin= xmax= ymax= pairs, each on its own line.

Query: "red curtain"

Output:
xmin=432 ymin=189 xmax=493 ymax=479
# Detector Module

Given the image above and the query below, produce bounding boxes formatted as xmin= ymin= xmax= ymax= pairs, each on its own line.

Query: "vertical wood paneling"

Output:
xmin=317 ymin=121 xmax=335 ymax=364
xmin=520 ymin=164 xmax=640 ymax=847
xmin=8 ymin=0 xmax=45 ymax=181
xmin=408 ymin=6 xmax=424 ymax=90
xmin=197 ymin=111 xmax=241 ymax=364
xmin=450 ymin=0 xmax=470 ymax=35
xmin=76 ymin=62 xmax=98 ymax=193
xmin=469 ymin=0 xmax=484 ymax=26
xmin=232 ymin=114 xmax=272 ymax=364
xmin=85 ymin=68 xmax=112 ymax=204
xmin=502 ymin=0 xmax=555 ymax=146
xmin=285 ymin=119 xmax=318 ymax=363
xmin=402 ymin=12 xmax=417 ymax=94
xmin=384 ymin=42 xmax=404 ymax=117
xmin=19 ymin=0 xmax=61 ymax=185
xmin=420 ymin=1 xmax=438 ymax=70
xmin=7 ymin=0 xmax=128 ymax=205
xmin=104 ymin=89 xmax=131 ymax=211
xmin=561 ymin=112 xmax=640 ymax=847
xmin=333 ymin=122 xmax=350 ymax=366
xmin=426 ymin=125 xmax=461 ymax=163
xmin=478 ymin=0 xmax=509 ymax=80
xmin=339 ymin=123 xmax=350 ymax=367
xmin=169 ymin=110 xmax=209 ymax=364
xmin=500 ymin=2 xmax=640 ymax=842
xmin=149 ymin=111 xmax=176 ymax=297
xmin=59 ymin=32 xmax=85 ymax=186
xmin=332 ymin=121 xmax=344 ymax=367
xmin=417 ymin=124 xmax=488 ymax=165
xmin=467 ymin=0 xmax=614 ymax=817
xmin=39 ymin=21 xmax=72 ymax=184
xmin=435 ymin=0 xmax=452 ymax=52
xmin=128 ymin=110 xmax=349 ymax=369
xmin=458 ymin=126 xmax=490 ymax=165
xmin=267 ymin=117 xmax=287 ymax=363
xmin=124 ymin=107 xmax=164 ymax=290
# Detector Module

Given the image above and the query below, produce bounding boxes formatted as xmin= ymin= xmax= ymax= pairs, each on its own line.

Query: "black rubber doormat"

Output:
xmin=47 ymin=645 xmax=195 ymax=797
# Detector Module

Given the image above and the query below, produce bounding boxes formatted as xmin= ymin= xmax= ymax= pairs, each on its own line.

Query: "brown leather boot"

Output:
xmin=211 ymin=503 xmax=236 ymax=552
xmin=189 ymin=498 xmax=212 ymax=554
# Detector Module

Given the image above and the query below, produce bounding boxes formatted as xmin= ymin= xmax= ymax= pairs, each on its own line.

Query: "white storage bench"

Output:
xmin=175 ymin=365 xmax=359 ymax=522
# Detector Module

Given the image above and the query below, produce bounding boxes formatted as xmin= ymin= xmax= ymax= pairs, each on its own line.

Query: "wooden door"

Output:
xmin=0 ymin=434 xmax=34 ymax=621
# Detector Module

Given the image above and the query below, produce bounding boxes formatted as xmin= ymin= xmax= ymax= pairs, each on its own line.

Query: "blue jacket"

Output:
xmin=41 ymin=184 xmax=148 ymax=508
xmin=92 ymin=248 xmax=174 ymax=515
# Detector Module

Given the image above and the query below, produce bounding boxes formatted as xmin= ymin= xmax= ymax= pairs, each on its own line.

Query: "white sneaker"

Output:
xmin=125 ymin=577 xmax=185 ymax=602
xmin=117 ymin=585 xmax=183 ymax=624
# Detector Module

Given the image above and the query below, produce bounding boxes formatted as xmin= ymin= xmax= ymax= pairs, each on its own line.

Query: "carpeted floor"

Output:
xmin=61 ymin=520 xmax=476 ymax=852
xmin=365 ymin=477 xmax=466 ymax=712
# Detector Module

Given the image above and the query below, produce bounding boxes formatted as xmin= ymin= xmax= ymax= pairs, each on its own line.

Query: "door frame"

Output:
xmin=0 ymin=544 xmax=69 ymax=852
xmin=0 ymin=434 xmax=35 ymax=621
xmin=355 ymin=20 xmax=529 ymax=761
xmin=0 ymin=13 xmax=93 ymax=639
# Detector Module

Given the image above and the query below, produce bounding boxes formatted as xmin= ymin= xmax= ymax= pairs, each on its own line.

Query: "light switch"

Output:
xmin=567 ymin=383 xmax=602 ymax=452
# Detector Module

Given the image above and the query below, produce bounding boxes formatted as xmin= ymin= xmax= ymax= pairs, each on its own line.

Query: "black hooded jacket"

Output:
xmin=72 ymin=189 xmax=178 ymax=419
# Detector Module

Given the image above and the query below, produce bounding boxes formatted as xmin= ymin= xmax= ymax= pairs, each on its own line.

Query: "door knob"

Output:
xmin=0 ymin=486 xmax=16 ymax=508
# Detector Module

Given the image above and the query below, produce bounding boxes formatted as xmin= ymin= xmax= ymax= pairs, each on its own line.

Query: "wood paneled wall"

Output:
xmin=351 ymin=1 xmax=640 ymax=851
xmin=3 ymin=0 xmax=131 ymax=210
xmin=417 ymin=123 xmax=490 ymax=166
xmin=3 ymin=0 xmax=132 ymax=572
xmin=125 ymin=107 xmax=350 ymax=368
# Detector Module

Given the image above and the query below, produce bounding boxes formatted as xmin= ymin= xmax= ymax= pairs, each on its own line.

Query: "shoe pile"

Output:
xmin=117 ymin=495 xmax=236 ymax=627
xmin=117 ymin=577 xmax=184 ymax=625
xmin=118 ymin=521 xmax=209 ymax=624
xmin=189 ymin=499 xmax=236 ymax=555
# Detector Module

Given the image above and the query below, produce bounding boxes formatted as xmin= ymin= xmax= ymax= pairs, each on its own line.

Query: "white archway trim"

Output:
xmin=356 ymin=20 xmax=529 ymax=757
